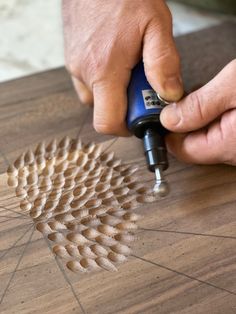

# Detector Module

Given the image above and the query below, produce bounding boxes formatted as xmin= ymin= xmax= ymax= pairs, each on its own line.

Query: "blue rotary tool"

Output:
xmin=127 ymin=61 xmax=169 ymax=197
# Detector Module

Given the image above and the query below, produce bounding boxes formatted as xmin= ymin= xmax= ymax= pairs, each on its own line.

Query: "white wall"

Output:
xmin=0 ymin=0 xmax=225 ymax=82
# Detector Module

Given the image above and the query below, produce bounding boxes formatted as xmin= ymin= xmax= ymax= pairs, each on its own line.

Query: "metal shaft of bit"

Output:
xmin=153 ymin=166 xmax=169 ymax=197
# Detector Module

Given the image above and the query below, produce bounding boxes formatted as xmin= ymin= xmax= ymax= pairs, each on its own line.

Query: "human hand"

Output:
xmin=160 ymin=60 xmax=236 ymax=165
xmin=62 ymin=0 xmax=183 ymax=136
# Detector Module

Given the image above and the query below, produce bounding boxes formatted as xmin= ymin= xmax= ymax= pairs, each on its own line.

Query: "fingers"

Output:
xmin=71 ymin=76 xmax=93 ymax=106
xmin=160 ymin=60 xmax=236 ymax=133
xmin=165 ymin=109 xmax=236 ymax=165
xmin=92 ymin=76 xmax=130 ymax=137
xmin=143 ymin=2 xmax=183 ymax=102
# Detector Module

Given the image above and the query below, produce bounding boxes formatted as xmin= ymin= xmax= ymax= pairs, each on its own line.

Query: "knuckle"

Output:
xmin=217 ymin=110 xmax=236 ymax=165
xmin=78 ymin=92 xmax=93 ymax=106
xmin=93 ymin=122 xmax=114 ymax=135
xmin=65 ymin=57 xmax=80 ymax=78
xmin=229 ymin=58 xmax=236 ymax=71
xmin=188 ymin=91 xmax=205 ymax=122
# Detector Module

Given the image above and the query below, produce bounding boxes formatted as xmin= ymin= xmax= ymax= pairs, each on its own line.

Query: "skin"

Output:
xmin=62 ymin=0 xmax=183 ymax=136
xmin=63 ymin=1 xmax=236 ymax=166
xmin=160 ymin=59 xmax=236 ymax=165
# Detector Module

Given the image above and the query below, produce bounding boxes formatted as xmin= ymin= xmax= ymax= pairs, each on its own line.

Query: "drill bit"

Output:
xmin=153 ymin=166 xmax=169 ymax=197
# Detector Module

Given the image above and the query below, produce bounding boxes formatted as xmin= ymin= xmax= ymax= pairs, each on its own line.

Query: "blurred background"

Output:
xmin=0 ymin=0 xmax=234 ymax=82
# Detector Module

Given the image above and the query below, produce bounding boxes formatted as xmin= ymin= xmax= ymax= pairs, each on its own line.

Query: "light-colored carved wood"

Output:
xmin=5 ymin=137 xmax=156 ymax=274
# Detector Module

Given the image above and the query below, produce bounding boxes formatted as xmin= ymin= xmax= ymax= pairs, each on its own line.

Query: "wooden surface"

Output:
xmin=0 ymin=22 xmax=236 ymax=314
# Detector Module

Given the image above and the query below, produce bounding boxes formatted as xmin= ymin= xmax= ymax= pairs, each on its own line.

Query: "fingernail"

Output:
xmin=164 ymin=76 xmax=183 ymax=101
xmin=160 ymin=103 xmax=180 ymax=128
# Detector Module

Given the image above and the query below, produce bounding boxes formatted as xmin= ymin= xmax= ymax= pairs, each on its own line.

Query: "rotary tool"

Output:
xmin=127 ymin=61 xmax=169 ymax=197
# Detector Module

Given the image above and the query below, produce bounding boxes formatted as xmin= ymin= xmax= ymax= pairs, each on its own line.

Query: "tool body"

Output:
xmin=127 ymin=61 xmax=169 ymax=196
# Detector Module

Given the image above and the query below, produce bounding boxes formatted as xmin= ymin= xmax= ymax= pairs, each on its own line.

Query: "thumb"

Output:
xmin=160 ymin=61 xmax=236 ymax=133
xmin=143 ymin=2 xmax=183 ymax=102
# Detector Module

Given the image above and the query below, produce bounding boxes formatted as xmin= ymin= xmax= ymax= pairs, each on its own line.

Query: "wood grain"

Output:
xmin=0 ymin=22 xmax=236 ymax=314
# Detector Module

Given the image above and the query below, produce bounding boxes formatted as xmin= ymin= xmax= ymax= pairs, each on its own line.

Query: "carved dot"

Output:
xmin=84 ymin=198 xmax=102 ymax=209
xmin=7 ymin=164 xmax=18 ymax=176
xmin=48 ymin=221 xmax=66 ymax=231
xmin=114 ymin=233 xmax=135 ymax=243
xmin=110 ymin=177 xmax=124 ymax=187
xmin=46 ymin=139 xmax=57 ymax=153
xmin=136 ymin=194 xmax=156 ymax=203
xmin=48 ymin=232 xmax=65 ymax=242
xmin=107 ymin=159 xmax=121 ymax=168
xmin=64 ymin=178 xmax=75 ymax=190
xmin=100 ymin=151 xmax=114 ymax=163
xmin=48 ymin=188 xmax=62 ymax=201
xmin=67 ymin=232 xmax=88 ymax=244
xmin=97 ymin=224 xmax=118 ymax=237
xmin=82 ymin=228 xmax=100 ymax=240
xmin=53 ymin=245 xmax=70 ymax=259
xmin=76 ymin=154 xmax=88 ymax=167
xmin=36 ymin=222 xmax=52 ymax=234
xmin=35 ymin=142 xmax=45 ymax=156
xmin=123 ymin=212 xmax=140 ymax=221
xmin=59 ymin=136 xmax=71 ymax=149
xmin=30 ymin=207 xmax=42 ymax=219
xmin=96 ymin=235 xmax=117 ymax=247
xmin=113 ymin=187 xmax=129 ymax=196
xmin=7 ymin=176 xmax=18 ymax=187
xmin=90 ymin=244 xmax=108 ymax=257
xmin=73 ymin=186 xmax=86 ymax=197
xmin=16 ymin=187 xmax=27 ymax=199
xmin=68 ymin=150 xmax=79 ymax=163
xmin=108 ymin=252 xmax=127 ymax=263
xmin=24 ymin=150 xmax=35 ymax=165
xmin=39 ymin=177 xmax=52 ymax=192
xmin=102 ymin=197 xmax=116 ymax=206
xmin=55 ymin=213 xmax=74 ymax=223
xmin=65 ymin=244 xmax=80 ymax=257
xmin=95 ymin=257 xmax=117 ymax=272
xmin=18 ymin=167 xmax=29 ymax=178
xmin=74 ymin=173 xmax=87 ymax=184
xmin=44 ymin=200 xmax=57 ymax=212
xmin=70 ymin=138 xmax=81 ymax=151
xmin=81 ymin=217 xmax=100 ymax=228
xmin=14 ymin=154 xmax=25 ymax=169
xmin=84 ymin=177 xmax=99 ymax=188
xmin=78 ymin=246 xmax=97 ymax=259
xmin=28 ymin=162 xmax=38 ymax=173
xmin=89 ymin=207 xmax=107 ymax=217
xmin=27 ymin=172 xmax=38 ymax=186
xmin=67 ymin=260 xmax=86 ymax=273
xmin=111 ymin=243 xmax=131 ymax=256
xmin=42 ymin=166 xmax=54 ymax=177
xmin=99 ymin=214 xmax=121 ymax=226
xmin=116 ymin=222 xmax=137 ymax=231
xmin=20 ymin=199 xmax=32 ymax=211
xmin=55 ymin=160 xmax=69 ymax=174
xmin=71 ymin=209 xmax=89 ymax=219
xmin=95 ymin=183 xmax=107 ymax=193
xmin=57 ymin=148 xmax=68 ymax=161
xmin=59 ymin=192 xmax=74 ymax=205
xmin=127 ymin=182 xmax=143 ymax=190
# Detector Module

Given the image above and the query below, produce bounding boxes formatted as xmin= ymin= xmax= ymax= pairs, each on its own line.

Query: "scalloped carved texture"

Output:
xmin=7 ymin=137 xmax=155 ymax=273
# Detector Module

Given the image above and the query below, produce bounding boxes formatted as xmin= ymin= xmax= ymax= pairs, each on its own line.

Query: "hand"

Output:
xmin=62 ymin=0 xmax=183 ymax=136
xmin=160 ymin=60 xmax=236 ymax=165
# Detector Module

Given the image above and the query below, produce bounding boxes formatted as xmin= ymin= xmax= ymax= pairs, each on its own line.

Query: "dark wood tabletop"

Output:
xmin=0 ymin=22 xmax=236 ymax=314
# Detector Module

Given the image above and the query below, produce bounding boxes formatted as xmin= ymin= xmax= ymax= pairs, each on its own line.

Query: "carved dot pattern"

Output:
xmin=7 ymin=137 xmax=155 ymax=273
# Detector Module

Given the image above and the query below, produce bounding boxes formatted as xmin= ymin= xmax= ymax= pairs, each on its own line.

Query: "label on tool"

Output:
xmin=142 ymin=90 xmax=164 ymax=110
